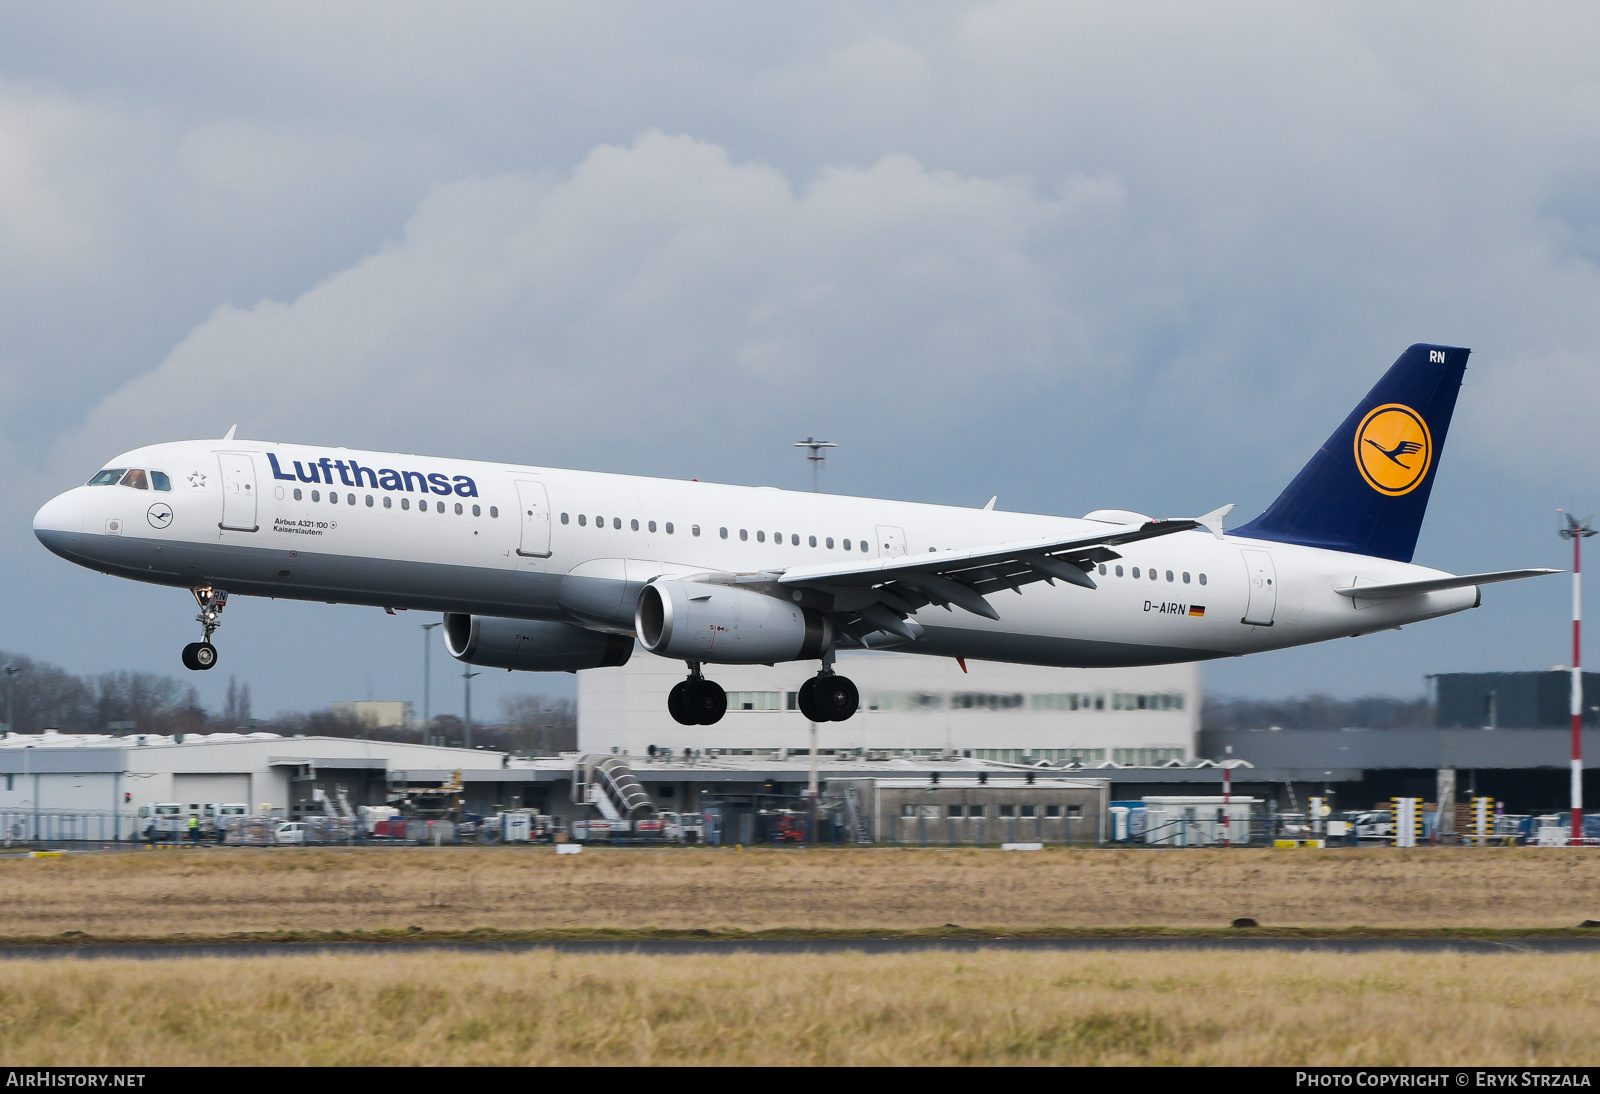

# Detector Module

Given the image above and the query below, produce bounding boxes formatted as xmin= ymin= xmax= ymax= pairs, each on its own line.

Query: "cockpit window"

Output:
xmin=151 ymin=471 xmax=172 ymax=492
xmin=120 ymin=469 xmax=149 ymax=490
xmin=88 ymin=469 xmax=126 ymax=486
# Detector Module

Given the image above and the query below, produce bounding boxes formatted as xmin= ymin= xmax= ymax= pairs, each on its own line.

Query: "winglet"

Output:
xmin=983 ymin=496 xmax=997 ymax=511
xmin=222 ymin=424 xmax=238 ymax=441
xmin=1196 ymin=503 xmax=1233 ymax=540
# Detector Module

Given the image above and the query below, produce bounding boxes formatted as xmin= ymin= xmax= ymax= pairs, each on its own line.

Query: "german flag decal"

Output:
xmin=1188 ymin=605 xmax=1206 ymax=617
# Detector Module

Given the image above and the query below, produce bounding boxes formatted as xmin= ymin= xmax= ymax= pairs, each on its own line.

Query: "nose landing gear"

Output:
xmin=181 ymin=587 xmax=227 ymax=671
xmin=668 ymin=663 xmax=727 ymax=725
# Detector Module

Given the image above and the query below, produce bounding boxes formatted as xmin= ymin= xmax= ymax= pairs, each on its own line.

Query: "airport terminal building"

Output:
xmin=577 ymin=648 xmax=1200 ymax=764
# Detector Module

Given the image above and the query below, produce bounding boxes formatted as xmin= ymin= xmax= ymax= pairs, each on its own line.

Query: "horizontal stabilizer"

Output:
xmin=1333 ymin=568 xmax=1562 ymax=601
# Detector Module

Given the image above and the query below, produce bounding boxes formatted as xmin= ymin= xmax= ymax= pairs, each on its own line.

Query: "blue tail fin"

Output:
xmin=1232 ymin=343 xmax=1468 ymax=562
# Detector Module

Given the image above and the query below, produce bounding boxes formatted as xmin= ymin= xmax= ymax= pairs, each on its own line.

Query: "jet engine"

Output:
xmin=635 ymin=580 xmax=829 ymax=663
xmin=442 ymin=614 xmax=633 ymax=672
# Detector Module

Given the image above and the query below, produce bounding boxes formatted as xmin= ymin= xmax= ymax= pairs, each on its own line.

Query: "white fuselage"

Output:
xmin=32 ymin=438 xmax=1478 ymax=669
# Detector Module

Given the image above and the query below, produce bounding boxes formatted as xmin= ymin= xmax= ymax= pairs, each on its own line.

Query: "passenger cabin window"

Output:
xmin=825 ymin=537 xmax=833 ymax=549
xmin=631 ymin=519 xmax=639 ymax=531
xmin=415 ymin=499 xmax=423 ymax=511
xmin=843 ymin=539 xmax=851 ymax=551
xmin=1166 ymin=570 xmax=1174 ymax=582
xmin=330 ymin=492 xmax=339 ymax=505
xmin=120 ymin=469 xmax=149 ymax=490
xmin=1098 ymin=564 xmax=1107 ymax=575
xmin=490 ymin=506 xmax=498 ymax=518
xmin=809 ymin=535 xmax=817 ymax=547
xmin=366 ymin=495 xmax=374 ymax=507
xmin=294 ymin=488 xmax=303 ymax=501
xmin=613 ymin=517 xmax=620 ymax=529
xmin=151 ymin=471 xmax=172 ymax=491
xmin=1131 ymin=567 xmax=1139 ymax=578
xmin=1182 ymin=572 xmax=1190 ymax=583
xmin=348 ymin=494 xmax=356 ymax=506
xmin=648 ymin=521 xmax=657 ymax=532
xmin=88 ymin=469 xmax=126 ymax=486
xmin=1199 ymin=573 xmax=1207 ymax=585
xmin=383 ymin=496 xmax=391 ymax=509
xmin=578 ymin=514 xmax=586 ymax=526
xmin=1115 ymin=565 xmax=1123 ymax=577
xmin=561 ymin=513 xmax=569 ymax=524
xmin=719 ymin=527 xmax=728 ymax=539
xmin=692 ymin=525 xmax=701 ymax=537
xmin=401 ymin=498 xmax=409 ymax=510
xmin=791 ymin=534 xmax=799 ymax=546
xmin=1150 ymin=569 xmax=1158 ymax=581
xmin=739 ymin=529 xmax=747 ymax=541
xmin=757 ymin=530 xmax=765 ymax=542
xmin=311 ymin=490 xmax=321 ymax=502
xmin=665 ymin=522 xmax=674 ymax=534
xmin=473 ymin=504 xmax=481 ymax=516
xmin=454 ymin=502 xmax=463 ymax=515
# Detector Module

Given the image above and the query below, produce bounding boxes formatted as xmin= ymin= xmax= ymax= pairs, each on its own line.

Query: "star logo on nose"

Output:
xmin=187 ymin=471 xmax=206 ymax=487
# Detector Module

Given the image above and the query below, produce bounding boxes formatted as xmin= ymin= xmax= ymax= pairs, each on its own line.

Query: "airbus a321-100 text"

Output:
xmin=33 ymin=344 xmax=1557 ymax=725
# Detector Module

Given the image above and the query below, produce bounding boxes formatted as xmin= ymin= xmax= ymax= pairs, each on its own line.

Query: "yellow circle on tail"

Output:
xmin=1354 ymin=403 xmax=1432 ymax=496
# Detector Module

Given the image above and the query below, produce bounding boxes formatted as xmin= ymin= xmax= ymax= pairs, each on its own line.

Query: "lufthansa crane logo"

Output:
xmin=1354 ymin=403 xmax=1432 ymax=496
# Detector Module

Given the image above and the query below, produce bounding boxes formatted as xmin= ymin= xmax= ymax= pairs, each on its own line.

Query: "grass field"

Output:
xmin=1 ymin=845 xmax=1599 ymax=938
xmin=2 ymin=948 xmax=1595 ymax=1066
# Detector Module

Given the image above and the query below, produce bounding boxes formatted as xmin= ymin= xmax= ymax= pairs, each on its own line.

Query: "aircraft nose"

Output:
xmin=33 ymin=491 xmax=84 ymax=556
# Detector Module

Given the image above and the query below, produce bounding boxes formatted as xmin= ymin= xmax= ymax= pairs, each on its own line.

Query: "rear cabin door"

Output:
xmin=514 ymin=480 xmax=553 ymax=558
xmin=217 ymin=453 xmax=258 ymax=532
xmin=875 ymin=525 xmax=907 ymax=558
xmin=1240 ymin=549 xmax=1277 ymax=625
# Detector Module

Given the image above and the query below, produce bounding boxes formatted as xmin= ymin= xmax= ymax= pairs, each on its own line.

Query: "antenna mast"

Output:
xmin=1561 ymin=510 xmax=1595 ymax=844
xmin=793 ymin=436 xmax=837 ymax=493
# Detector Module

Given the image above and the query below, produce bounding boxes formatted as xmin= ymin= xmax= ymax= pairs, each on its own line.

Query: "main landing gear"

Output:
xmin=668 ymin=663 xmax=727 ymax=726
xmin=181 ymin=587 xmax=227 ymax=671
xmin=798 ymin=672 xmax=858 ymax=722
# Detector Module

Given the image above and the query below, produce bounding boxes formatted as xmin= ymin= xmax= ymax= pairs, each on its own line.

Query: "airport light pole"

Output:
xmin=462 ymin=669 xmax=480 ymax=751
xmin=1561 ymin=513 xmax=1595 ymax=844
xmin=420 ymin=622 xmax=442 ymax=745
xmin=2 ymin=664 xmax=17 ymax=736
xmin=793 ymin=437 xmax=837 ymax=493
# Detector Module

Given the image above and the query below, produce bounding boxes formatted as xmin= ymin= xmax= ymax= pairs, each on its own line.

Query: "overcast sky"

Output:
xmin=4 ymin=2 xmax=1600 ymax=719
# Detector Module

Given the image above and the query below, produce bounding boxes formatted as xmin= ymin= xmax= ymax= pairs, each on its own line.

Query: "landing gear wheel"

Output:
xmin=816 ymin=675 xmax=858 ymax=721
xmin=668 ymin=681 xmax=695 ymax=726
xmin=687 ymin=679 xmax=727 ymax=725
xmin=797 ymin=677 xmax=824 ymax=722
xmin=193 ymin=642 xmax=217 ymax=670
xmin=181 ymin=643 xmax=201 ymax=671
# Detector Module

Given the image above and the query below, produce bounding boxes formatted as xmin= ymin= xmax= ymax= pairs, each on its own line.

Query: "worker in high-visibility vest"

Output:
xmin=188 ymin=814 xmax=199 ymax=844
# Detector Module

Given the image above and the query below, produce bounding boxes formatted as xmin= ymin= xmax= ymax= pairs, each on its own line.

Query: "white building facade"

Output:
xmin=579 ymin=649 xmax=1200 ymax=763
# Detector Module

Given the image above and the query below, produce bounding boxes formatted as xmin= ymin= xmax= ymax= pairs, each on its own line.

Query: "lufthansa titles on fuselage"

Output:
xmin=267 ymin=453 xmax=477 ymax=498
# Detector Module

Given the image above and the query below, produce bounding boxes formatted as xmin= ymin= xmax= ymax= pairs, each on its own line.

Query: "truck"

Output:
xmin=659 ymin=811 xmax=705 ymax=844
xmin=137 ymin=802 xmax=185 ymax=842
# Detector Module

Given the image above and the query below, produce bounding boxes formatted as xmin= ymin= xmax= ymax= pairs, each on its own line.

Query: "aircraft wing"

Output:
xmin=1332 ymin=568 xmax=1562 ymax=601
xmin=772 ymin=505 xmax=1232 ymax=643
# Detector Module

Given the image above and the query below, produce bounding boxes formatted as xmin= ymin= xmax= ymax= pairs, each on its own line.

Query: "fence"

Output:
xmin=1 ymin=810 xmax=137 ymax=845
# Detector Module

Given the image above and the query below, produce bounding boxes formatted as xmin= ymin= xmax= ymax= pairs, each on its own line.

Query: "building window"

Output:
xmin=1046 ymin=805 xmax=1062 ymax=818
xmin=726 ymin=691 xmax=781 ymax=711
xmin=946 ymin=805 xmax=963 ymax=817
xmin=901 ymin=805 xmax=916 ymax=818
xmin=998 ymin=805 xmax=1016 ymax=818
xmin=1021 ymin=805 xmax=1037 ymax=818
xmin=968 ymin=805 xmax=985 ymax=818
xmin=1112 ymin=747 xmax=1186 ymax=766
xmin=1068 ymin=805 xmax=1082 ymax=818
xmin=786 ymin=691 xmax=798 ymax=710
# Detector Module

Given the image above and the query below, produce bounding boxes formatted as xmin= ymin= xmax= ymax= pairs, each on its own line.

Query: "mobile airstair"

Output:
xmin=573 ymin=755 xmax=657 ymax=821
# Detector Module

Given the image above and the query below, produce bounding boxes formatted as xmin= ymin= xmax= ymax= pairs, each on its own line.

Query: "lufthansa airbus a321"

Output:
xmin=33 ymin=344 xmax=1558 ymax=725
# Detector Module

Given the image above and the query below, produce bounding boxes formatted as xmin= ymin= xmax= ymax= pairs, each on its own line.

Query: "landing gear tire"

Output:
xmin=688 ymin=679 xmax=727 ymax=725
xmin=797 ymin=677 xmax=824 ymax=722
xmin=668 ymin=681 xmax=695 ymax=726
xmin=182 ymin=642 xmax=218 ymax=671
xmin=816 ymin=675 xmax=858 ymax=721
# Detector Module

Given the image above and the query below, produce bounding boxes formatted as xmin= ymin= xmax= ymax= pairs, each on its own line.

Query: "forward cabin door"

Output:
xmin=514 ymin=480 xmax=553 ymax=558
xmin=876 ymin=525 xmax=907 ymax=558
xmin=217 ymin=454 xmax=259 ymax=532
xmin=1240 ymin=549 xmax=1277 ymax=625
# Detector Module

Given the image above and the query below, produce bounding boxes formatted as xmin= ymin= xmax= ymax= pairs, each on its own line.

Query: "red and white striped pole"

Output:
xmin=1222 ymin=745 xmax=1232 ymax=848
xmin=1561 ymin=513 xmax=1594 ymax=845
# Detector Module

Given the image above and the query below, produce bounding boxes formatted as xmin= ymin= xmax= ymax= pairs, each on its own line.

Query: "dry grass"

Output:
xmin=1 ymin=948 xmax=1596 ymax=1065
xmin=2 ymin=846 xmax=1599 ymax=937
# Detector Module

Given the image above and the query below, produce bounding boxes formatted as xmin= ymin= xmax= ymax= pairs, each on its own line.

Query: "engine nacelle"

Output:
xmin=443 ymin=615 xmax=633 ymax=672
xmin=635 ymin=581 xmax=829 ymax=663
